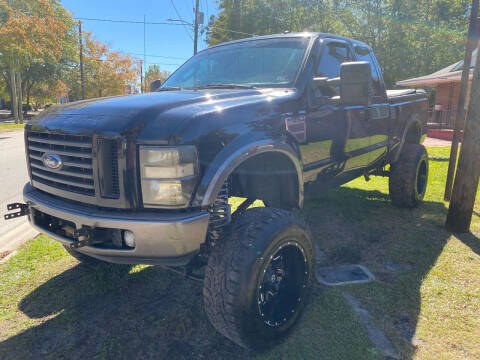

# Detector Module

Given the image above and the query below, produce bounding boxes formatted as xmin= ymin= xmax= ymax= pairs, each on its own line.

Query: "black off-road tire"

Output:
xmin=389 ymin=144 xmax=429 ymax=208
xmin=203 ymin=207 xmax=315 ymax=349
xmin=63 ymin=245 xmax=102 ymax=265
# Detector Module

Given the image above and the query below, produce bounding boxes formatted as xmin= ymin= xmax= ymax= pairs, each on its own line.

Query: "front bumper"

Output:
xmin=23 ymin=184 xmax=210 ymax=266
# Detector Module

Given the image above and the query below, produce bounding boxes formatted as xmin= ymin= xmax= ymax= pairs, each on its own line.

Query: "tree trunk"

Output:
xmin=27 ymin=87 xmax=30 ymax=109
xmin=2 ymin=72 xmax=14 ymax=116
xmin=25 ymin=82 xmax=32 ymax=116
xmin=445 ymin=44 xmax=480 ymax=233
xmin=444 ymin=0 xmax=479 ymax=201
xmin=9 ymin=69 xmax=18 ymax=123
xmin=7 ymin=80 xmax=14 ymax=117
xmin=16 ymin=71 xmax=23 ymax=124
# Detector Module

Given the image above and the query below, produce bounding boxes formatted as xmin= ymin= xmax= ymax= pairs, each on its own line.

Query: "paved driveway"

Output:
xmin=0 ymin=130 xmax=37 ymax=253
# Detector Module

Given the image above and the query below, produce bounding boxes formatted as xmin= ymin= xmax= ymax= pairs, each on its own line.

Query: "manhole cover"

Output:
xmin=316 ymin=265 xmax=375 ymax=286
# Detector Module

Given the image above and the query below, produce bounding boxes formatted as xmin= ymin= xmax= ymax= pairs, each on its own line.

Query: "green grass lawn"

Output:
xmin=0 ymin=123 xmax=25 ymax=132
xmin=0 ymin=147 xmax=479 ymax=359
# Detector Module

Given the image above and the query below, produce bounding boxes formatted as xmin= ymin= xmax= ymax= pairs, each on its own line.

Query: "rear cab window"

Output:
xmin=316 ymin=41 xmax=353 ymax=96
xmin=354 ymin=45 xmax=387 ymax=100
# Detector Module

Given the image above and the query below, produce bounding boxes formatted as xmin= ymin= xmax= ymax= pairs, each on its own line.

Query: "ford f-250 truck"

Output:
xmin=5 ymin=33 xmax=428 ymax=349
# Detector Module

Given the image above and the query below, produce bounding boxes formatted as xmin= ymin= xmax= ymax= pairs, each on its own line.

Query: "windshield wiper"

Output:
xmin=157 ymin=86 xmax=182 ymax=91
xmin=191 ymin=84 xmax=257 ymax=90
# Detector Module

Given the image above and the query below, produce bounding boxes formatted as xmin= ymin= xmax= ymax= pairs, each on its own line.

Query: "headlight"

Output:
xmin=139 ymin=146 xmax=198 ymax=208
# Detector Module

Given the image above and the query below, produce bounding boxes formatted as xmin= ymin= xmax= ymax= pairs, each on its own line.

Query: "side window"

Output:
xmin=316 ymin=42 xmax=351 ymax=78
xmin=355 ymin=48 xmax=384 ymax=97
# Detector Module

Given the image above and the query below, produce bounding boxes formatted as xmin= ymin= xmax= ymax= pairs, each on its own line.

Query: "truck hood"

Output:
xmin=29 ymin=89 xmax=297 ymax=142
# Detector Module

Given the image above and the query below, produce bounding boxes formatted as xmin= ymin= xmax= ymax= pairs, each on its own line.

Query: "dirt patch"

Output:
xmin=0 ymin=250 xmax=12 ymax=260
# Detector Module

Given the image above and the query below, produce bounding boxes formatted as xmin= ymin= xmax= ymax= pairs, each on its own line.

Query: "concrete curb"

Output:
xmin=342 ymin=292 xmax=400 ymax=359
xmin=0 ymin=221 xmax=38 ymax=253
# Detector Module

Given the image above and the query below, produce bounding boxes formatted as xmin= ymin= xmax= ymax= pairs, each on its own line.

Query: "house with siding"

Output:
xmin=397 ymin=49 xmax=477 ymax=131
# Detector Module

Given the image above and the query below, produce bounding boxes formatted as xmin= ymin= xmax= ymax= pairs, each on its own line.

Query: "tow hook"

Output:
xmin=4 ymin=203 xmax=29 ymax=220
xmin=69 ymin=226 xmax=93 ymax=249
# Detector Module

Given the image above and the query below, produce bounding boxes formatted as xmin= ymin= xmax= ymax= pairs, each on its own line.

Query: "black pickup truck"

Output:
xmin=6 ymin=32 xmax=429 ymax=349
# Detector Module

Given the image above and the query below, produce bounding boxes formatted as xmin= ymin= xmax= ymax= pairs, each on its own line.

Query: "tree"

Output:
xmin=144 ymin=64 xmax=171 ymax=92
xmin=81 ymin=33 xmax=138 ymax=99
xmin=0 ymin=0 xmax=75 ymax=122
xmin=205 ymin=0 xmax=471 ymax=87
xmin=445 ymin=43 xmax=480 ymax=233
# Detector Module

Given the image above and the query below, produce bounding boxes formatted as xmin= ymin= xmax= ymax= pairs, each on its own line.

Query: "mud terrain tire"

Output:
xmin=203 ymin=207 xmax=315 ymax=349
xmin=389 ymin=144 xmax=429 ymax=208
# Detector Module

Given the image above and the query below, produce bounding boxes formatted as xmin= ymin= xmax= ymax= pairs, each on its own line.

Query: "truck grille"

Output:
xmin=27 ymin=132 xmax=95 ymax=196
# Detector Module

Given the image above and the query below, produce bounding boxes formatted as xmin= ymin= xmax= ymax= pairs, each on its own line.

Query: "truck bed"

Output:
xmin=387 ymin=88 xmax=427 ymax=106
xmin=387 ymin=89 xmax=420 ymax=98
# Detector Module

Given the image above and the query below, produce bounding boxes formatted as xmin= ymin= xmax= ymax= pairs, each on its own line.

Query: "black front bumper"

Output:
xmin=23 ymin=184 xmax=210 ymax=266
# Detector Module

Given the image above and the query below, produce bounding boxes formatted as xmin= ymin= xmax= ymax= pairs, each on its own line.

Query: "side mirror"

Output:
xmin=312 ymin=77 xmax=328 ymax=89
xmin=150 ymin=79 xmax=162 ymax=92
xmin=340 ymin=62 xmax=371 ymax=106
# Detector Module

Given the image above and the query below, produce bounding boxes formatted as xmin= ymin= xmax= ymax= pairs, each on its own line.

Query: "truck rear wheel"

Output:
xmin=389 ymin=144 xmax=429 ymax=208
xmin=203 ymin=207 xmax=315 ymax=349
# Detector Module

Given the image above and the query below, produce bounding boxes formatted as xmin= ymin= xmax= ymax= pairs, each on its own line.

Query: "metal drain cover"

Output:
xmin=316 ymin=265 xmax=375 ymax=286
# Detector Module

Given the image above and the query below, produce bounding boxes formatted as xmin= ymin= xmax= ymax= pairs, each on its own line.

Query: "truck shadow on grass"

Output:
xmin=302 ymin=186 xmax=480 ymax=359
xmin=1 ymin=187 xmax=479 ymax=360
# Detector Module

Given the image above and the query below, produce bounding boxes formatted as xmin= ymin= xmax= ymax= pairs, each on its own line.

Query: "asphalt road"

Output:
xmin=0 ymin=130 xmax=37 ymax=253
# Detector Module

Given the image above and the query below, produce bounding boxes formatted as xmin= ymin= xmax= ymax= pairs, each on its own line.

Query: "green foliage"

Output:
xmin=144 ymin=64 xmax=171 ymax=92
xmin=206 ymin=0 xmax=471 ymax=87
xmin=0 ymin=0 xmax=77 ymax=108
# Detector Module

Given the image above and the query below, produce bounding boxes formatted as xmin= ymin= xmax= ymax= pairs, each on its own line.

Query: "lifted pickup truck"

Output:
xmin=6 ymin=32 xmax=428 ymax=349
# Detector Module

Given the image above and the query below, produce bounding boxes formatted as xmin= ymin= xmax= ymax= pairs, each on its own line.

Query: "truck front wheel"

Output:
xmin=389 ymin=144 xmax=429 ymax=208
xmin=203 ymin=207 xmax=315 ymax=349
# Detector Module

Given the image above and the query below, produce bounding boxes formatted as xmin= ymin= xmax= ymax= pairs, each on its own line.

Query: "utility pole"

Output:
xmin=143 ymin=14 xmax=146 ymax=85
xmin=193 ymin=0 xmax=199 ymax=55
xmin=79 ymin=21 xmax=85 ymax=100
xmin=16 ymin=69 xmax=23 ymax=124
xmin=10 ymin=69 xmax=18 ymax=124
xmin=445 ymin=43 xmax=480 ymax=233
xmin=140 ymin=60 xmax=144 ymax=93
xmin=444 ymin=0 xmax=479 ymax=201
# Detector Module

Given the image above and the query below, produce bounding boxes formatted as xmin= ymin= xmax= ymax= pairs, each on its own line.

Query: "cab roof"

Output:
xmin=206 ymin=32 xmax=369 ymax=51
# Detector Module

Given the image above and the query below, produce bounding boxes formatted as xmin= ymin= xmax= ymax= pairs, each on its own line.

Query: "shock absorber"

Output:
xmin=207 ymin=180 xmax=231 ymax=244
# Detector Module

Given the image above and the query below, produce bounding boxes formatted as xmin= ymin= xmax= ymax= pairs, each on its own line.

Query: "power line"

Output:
xmin=86 ymin=57 xmax=181 ymax=66
xmin=148 ymin=63 xmax=182 ymax=66
xmin=126 ymin=52 xmax=186 ymax=60
xmin=74 ymin=17 xmax=187 ymax=25
xmin=204 ymin=0 xmax=209 ymax=21
xmin=169 ymin=0 xmax=194 ymax=41
xmin=74 ymin=16 xmax=257 ymax=43
xmin=204 ymin=24 xmax=257 ymax=37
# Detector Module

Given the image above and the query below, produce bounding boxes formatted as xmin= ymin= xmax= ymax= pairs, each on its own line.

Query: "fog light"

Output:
xmin=123 ymin=230 xmax=136 ymax=248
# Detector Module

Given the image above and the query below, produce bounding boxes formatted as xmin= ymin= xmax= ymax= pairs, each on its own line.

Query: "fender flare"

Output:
xmin=391 ymin=115 xmax=423 ymax=164
xmin=193 ymin=139 xmax=304 ymax=208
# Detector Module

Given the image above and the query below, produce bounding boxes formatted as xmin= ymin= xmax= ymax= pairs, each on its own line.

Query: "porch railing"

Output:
xmin=427 ymin=107 xmax=455 ymax=130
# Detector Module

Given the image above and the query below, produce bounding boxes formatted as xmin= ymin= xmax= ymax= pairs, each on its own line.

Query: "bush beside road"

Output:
xmin=0 ymin=147 xmax=479 ymax=359
xmin=0 ymin=123 xmax=25 ymax=132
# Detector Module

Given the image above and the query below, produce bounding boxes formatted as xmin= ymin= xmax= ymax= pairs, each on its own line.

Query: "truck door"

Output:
xmin=354 ymin=46 xmax=390 ymax=166
xmin=302 ymin=39 xmax=370 ymax=183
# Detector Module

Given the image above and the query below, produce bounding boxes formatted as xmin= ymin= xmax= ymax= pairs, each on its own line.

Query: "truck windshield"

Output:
xmin=161 ymin=37 xmax=311 ymax=89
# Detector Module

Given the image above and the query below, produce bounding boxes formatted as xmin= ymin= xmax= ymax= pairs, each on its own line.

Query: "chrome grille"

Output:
xmin=27 ymin=132 xmax=95 ymax=196
xmin=110 ymin=141 xmax=120 ymax=197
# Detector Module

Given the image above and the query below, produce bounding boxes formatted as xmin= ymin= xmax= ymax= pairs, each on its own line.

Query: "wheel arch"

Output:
xmin=194 ymin=140 xmax=303 ymax=209
xmin=391 ymin=115 xmax=423 ymax=164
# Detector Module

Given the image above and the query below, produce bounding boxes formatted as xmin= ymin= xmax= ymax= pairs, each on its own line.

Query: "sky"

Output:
xmin=61 ymin=0 xmax=219 ymax=73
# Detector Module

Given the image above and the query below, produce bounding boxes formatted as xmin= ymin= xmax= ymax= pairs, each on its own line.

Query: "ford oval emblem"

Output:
xmin=42 ymin=153 xmax=63 ymax=170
